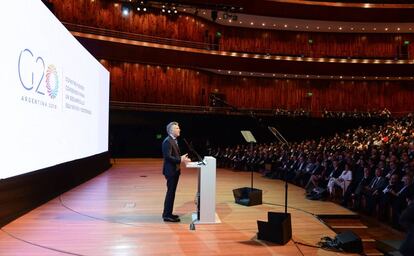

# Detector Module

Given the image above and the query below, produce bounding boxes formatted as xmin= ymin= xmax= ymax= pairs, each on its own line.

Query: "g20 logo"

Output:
xmin=18 ymin=49 xmax=59 ymax=99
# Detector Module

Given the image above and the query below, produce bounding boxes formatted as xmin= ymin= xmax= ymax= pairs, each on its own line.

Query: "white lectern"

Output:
xmin=186 ymin=156 xmax=220 ymax=224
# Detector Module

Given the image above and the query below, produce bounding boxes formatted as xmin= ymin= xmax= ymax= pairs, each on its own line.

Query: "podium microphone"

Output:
xmin=183 ymin=138 xmax=205 ymax=165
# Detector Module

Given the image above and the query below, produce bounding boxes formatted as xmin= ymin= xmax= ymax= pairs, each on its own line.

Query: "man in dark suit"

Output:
xmin=392 ymin=175 xmax=414 ymax=228
xmin=399 ymin=191 xmax=414 ymax=256
xmin=162 ymin=122 xmax=190 ymax=222
xmin=362 ymin=167 xmax=388 ymax=214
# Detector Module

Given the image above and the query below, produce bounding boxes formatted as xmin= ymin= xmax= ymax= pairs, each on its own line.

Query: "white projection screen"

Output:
xmin=0 ymin=1 xmax=110 ymax=179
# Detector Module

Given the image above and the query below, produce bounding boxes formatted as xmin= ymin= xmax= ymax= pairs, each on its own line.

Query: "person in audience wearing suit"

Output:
xmin=378 ymin=174 xmax=401 ymax=221
xmin=162 ymin=121 xmax=190 ymax=222
xmin=345 ymin=166 xmax=372 ymax=209
xmin=392 ymin=174 xmax=414 ymax=228
xmin=399 ymin=191 xmax=414 ymax=256
xmin=289 ymin=155 xmax=307 ymax=182
xmin=362 ymin=167 xmax=388 ymax=214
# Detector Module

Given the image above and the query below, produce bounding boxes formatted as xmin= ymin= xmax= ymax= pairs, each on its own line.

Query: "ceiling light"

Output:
xmin=122 ymin=7 xmax=130 ymax=16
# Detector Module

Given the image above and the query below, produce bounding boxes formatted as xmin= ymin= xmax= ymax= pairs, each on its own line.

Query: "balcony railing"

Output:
xmin=110 ymin=101 xmax=413 ymax=117
xmin=63 ymin=22 xmax=217 ymax=50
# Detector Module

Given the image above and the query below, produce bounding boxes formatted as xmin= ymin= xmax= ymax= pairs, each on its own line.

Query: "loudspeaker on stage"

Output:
xmin=257 ymin=212 xmax=292 ymax=245
xmin=232 ymin=187 xmax=262 ymax=206
xmin=335 ymin=230 xmax=363 ymax=253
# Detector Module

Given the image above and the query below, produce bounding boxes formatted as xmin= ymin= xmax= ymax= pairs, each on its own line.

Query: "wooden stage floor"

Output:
xmin=0 ymin=159 xmax=358 ymax=256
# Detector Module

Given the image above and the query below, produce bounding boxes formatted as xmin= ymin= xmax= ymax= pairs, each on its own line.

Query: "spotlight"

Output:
xmin=173 ymin=9 xmax=178 ymax=14
xmin=122 ymin=6 xmax=130 ymax=16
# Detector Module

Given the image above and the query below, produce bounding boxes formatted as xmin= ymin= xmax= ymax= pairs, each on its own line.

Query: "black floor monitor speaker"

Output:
xmin=232 ymin=187 xmax=262 ymax=206
xmin=257 ymin=212 xmax=292 ymax=244
xmin=335 ymin=230 xmax=363 ymax=253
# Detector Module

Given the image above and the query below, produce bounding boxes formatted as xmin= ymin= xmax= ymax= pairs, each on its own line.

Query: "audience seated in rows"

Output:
xmin=210 ymin=114 xmax=414 ymax=230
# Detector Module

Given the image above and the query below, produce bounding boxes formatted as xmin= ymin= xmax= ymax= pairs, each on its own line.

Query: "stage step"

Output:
xmin=319 ymin=215 xmax=384 ymax=256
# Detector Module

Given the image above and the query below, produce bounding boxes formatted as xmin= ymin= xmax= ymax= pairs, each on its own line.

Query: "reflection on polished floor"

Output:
xmin=0 ymin=159 xmax=359 ymax=256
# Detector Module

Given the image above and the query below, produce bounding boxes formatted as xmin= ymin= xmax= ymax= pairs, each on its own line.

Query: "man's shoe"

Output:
xmin=171 ymin=214 xmax=179 ymax=219
xmin=163 ymin=216 xmax=180 ymax=222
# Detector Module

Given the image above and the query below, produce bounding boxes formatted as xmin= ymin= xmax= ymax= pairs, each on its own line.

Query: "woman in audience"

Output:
xmin=327 ymin=163 xmax=353 ymax=196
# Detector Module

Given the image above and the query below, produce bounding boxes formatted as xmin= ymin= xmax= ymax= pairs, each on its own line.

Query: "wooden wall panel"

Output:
xmin=51 ymin=0 xmax=414 ymax=59
xmin=219 ymin=28 xmax=409 ymax=59
xmin=102 ymin=60 xmax=414 ymax=115
xmin=52 ymin=0 xmax=210 ymax=42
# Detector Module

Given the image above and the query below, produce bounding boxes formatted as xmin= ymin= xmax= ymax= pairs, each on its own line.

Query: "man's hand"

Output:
xmin=181 ymin=154 xmax=191 ymax=163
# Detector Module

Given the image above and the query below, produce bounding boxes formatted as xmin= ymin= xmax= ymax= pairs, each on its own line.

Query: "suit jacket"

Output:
xmin=399 ymin=202 xmax=414 ymax=256
xmin=162 ymin=136 xmax=181 ymax=176
xmin=295 ymin=161 xmax=307 ymax=173
xmin=354 ymin=176 xmax=373 ymax=195
xmin=368 ymin=176 xmax=388 ymax=191
xmin=396 ymin=184 xmax=414 ymax=208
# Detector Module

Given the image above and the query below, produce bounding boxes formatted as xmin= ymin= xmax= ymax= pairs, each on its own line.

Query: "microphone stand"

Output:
xmin=183 ymin=138 xmax=204 ymax=226
xmin=268 ymin=126 xmax=290 ymax=214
